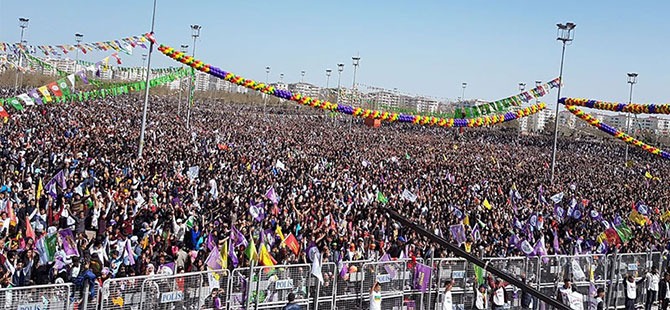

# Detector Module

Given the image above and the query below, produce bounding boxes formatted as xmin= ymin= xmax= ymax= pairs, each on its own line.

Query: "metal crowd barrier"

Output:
xmin=0 ymin=252 xmax=662 ymax=310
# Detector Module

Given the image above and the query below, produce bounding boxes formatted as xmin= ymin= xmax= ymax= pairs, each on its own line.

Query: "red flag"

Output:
xmin=0 ymin=104 xmax=9 ymax=118
xmin=25 ymin=216 xmax=35 ymax=240
xmin=145 ymin=32 xmax=156 ymax=43
xmin=111 ymin=53 xmax=121 ymax=65
xmin=79 ymin=45 xmax=87 ymax=54
xmin=48 ymin=82 xmax=63 ymax=97
xmin=284 ymin=233 xmax=300 ymax=256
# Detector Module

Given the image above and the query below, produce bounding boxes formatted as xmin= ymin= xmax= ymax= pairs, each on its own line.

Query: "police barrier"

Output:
xmin=0 ymin=283 xmax=71 ymax=310
xmin=3 ymin=252 xmax=661 ymax=310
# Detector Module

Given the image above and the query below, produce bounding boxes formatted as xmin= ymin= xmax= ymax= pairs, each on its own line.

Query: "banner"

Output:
xmin=0 ymin=68 xmax=188 ymax=115
xmin=565 ymin=104 xmax=670 ymax=160
xmin=562 ymin=97 xmax=670 ymax=115
xmin=2 ymin=34 xmax=148 ymax=56
xmin=413 ymin=263 xmax=432 ymax=293
xmin=157 ymin=44 xmax=546 ymax=128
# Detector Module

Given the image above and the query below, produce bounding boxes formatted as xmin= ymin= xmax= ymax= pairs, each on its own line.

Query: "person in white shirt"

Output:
xmin=370 ymin=281 xmax=382 ymax=310
xmin=442 ymin=279 xmax=455 ymax=310
xmin=558 ymin=278 xmax=574 ymax=308
xmin=473 ymin=283 xmax=488 ymax=310
xmin=625 ymin=274 xmax=645 ymax=310
xmin=646 ymin=267 xmax=660 ymax=310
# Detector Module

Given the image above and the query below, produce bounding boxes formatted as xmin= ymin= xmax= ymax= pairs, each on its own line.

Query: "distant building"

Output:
xmin=288 ymin=82 xmax=321 ymax=99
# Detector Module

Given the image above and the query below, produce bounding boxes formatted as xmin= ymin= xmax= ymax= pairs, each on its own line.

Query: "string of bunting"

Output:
xmin=0 ymin=34 xmax=149 ymax=56
xmin=76 ymin=60 xmax=180 ymax=74
xmin=561 ymin=98 xmax=670 ymax=115
xmin=156 ymin=43 xmax=546 ymax=127
xmin=0 ymin=68 xmax=188 ymax=115
xmin=565 ymin=104 xmax=670 ymax=159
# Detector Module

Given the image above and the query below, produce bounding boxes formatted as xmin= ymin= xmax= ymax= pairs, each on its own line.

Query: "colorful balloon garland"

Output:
xmin=561 ymin=98 xmax=670 ymax=115
xmin=156 ymin=44 xmax=545 ymax=128
xmin=564 ymin=104 xmax=670 ymax=159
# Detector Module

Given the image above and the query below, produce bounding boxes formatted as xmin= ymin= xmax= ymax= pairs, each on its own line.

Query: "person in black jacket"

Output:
xmin=659 ymin=272 xmax=670 ymax=310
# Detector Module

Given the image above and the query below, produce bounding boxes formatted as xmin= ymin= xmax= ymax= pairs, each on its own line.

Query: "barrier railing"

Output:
xmin=0 ymin=252 xmax=661 ymax=310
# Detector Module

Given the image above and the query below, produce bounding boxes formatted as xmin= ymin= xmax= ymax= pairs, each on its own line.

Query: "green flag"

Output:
xmin=7 ymin=98 xmax=23 ymax=111
xmin=474 ymin=265 xmax=485 ymax=285
xmin=57 ymin=79 xmax=71 ymax=96
xmin=614 ymin=223 xmax=632 ymax=243
xmin=465 ymin=107 xmax=472 ymax=118
xmin=245 ymin=233 xmax=258 ymax=261
xmin=376 ymin=191 xmax=388 ymax=204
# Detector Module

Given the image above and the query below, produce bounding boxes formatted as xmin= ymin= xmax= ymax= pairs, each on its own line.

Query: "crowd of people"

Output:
xmin=0 ymin=84 xmax=669 ymax=298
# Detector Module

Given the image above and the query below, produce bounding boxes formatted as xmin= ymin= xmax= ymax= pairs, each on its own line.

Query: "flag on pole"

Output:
xmin=244 ymin=233 xmax=258 ymax=261
xmin=482 ymin=199 xmax=492 ymax=210
xmin=221 ymin=240 xmax=229 ymax=269
xmin=266 ymin=187 xmax=279 ymax=205
xmin=124 ymin=238 xmax=135 ymax=265
xmin=206 ymin=246 xmax=222 ymax=270
xmin=25 ymin=216 xmax=35 ymax=240
xmin=376 ymin=191 xmax=388 ymax=204
xmin=57 ymin=79 xmax=71 ymax=96
xmin=7 ymin=98 xmax=23 ymax=111
xmin=48 ymin=82 xmax=63 ymax=97
xmin=283 ymin=233 xmax=300 ymax=255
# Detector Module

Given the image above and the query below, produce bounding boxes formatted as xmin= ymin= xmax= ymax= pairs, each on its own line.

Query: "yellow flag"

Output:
xmin=259 ymin=243 xmax=275 ymax=267
xmin=275 ymin=225 xmax=286 ymax=243
xmin=629 ymin=209 xmax=648 ymax=226
xmin=483 ymin=199 xmax=492 ymax=210
xmin=112 ymin=297 xmax=124 ymax=307
xmin=221 ymin=240 xmax=229 ymax=269
xmin=465 ymin=242 xmax=472 ymax=253
xmin=246 ymin=163 xmax=251 ymax=171
xmin=645 ymin=171 xmax=653 ymax=179
xmin=463 ymin=215 xmax=470 ymax=226
xmin=661 ymin=210 xmax=670 ymax=222
xmin=36 ymin=178 xmax=43 ymax=202
xmin=491 ymin=156 xmax=496 ymax=164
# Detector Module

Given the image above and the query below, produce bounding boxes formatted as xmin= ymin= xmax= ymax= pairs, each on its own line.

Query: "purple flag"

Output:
xmin=45 ymin=170 xmax=66 ymax=199
xmin=230 ymin=225 xmax=248 ymax=248
xmin=159 ymin=262 xmax=175 ymax=274
xmin=206 ymin=246 xmax=221 ymax=270
xmin=229 ymin=240 xmax=239 ymax=268
xmin=95 ymin=61 xmax=103 ymax=77
xmin=471 ymin=225 xmax=481 ymax=242
xmin=58 ymin=229 xmax=79 ymax=257
xmin=206 ymin=234 xmax=216 ymax=251
xmin=518 ymin=239 xmax=534 ymax=255
xmin=266 ymin=187 xmax=279 ymax=205
xmin=451 ymin=207 xmax=465 ymax=220
xmin=554 ymin=205 xmax=565 ymax=220
xmin=76 ymin=70 xmax=89 ymax=84
xmin=249 ymin=201 xmax=266 ymax=222
xmin=125 ymin=239 xmax=135 ymax=265
xmin=413 ymin=263 xmax=431 ymax=293
xmin=533 ymin=237 xmax=549 ymax=263
xmin=597 ymin=240 xmax=608 ymax=254
xmin=552 ymin=229 xmax=561 ymax=254
xmin=27 ymin=89 xmax=43 ymax=105
xmin=450 ymin=224 xmax=466 ymax=246
xmin=263 ymin=229 xmax=275 ymax=248
xmin=380 ymin=253 xmax=397 ymax=279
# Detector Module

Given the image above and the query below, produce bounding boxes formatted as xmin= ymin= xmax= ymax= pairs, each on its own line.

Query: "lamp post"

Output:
xmin=14 ymin=17 xmax=29 ymax=91
xmin=301 ymin=70 xmax=305 ymax=83
xmin=625 ymin=72 xmax=638 ymax=163
xmin=264 ymin=66 xmax=270 ymax=115
xmin=279 ymin=73 xmax=284 ymax=83
xmin=140 ymin=53 xmax=147 ymax=100
xmin=336 ymin=63 xmax=344 ymax=125
xmin=550 ymin=22 xmax=576 ymax=184
xmin=177 ymin=44 xmax=188 ymax=115
xmin=535 ymin=80 xmax=542 ymax=105
xmin=73 ymin=33 xmax=83 ymax=93
xmin=461 ymin=82 xmax=467 ymax=102
xmin=518 ymin=83 xmax=526 ymax=92
xmin=137 ymin=0 xmax=157 ymax=158
xmin=325 ymin=69 xmax=332 ymax=93
xmin=186 ymin=24 xmax=201 ymax=129
xmin=351 ymin=56 xmax=360 ymax=129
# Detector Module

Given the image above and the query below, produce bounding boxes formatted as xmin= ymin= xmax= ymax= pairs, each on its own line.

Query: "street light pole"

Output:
xmin=73 ymin=33 xmax=83 ymax=93
xmin=178 ymin=44 xmax=188 ymax=116
xmin=625 ymin=73 xmax=638 ymax=164
xmin=351 ymin=56 xmax=360 ymax=130
xmin=140 ymin=53 xmax=147 ymax=100
xmin=264 ymin=66 xmax=270 ymax=115
xmin=461 ymin=82 xmax=467 ymax=102
xmin=301 ymin=70 xmax=305 ymax=83
xmin=186 ymin=24 xmax=201 ymax=130
xmin=535 ymin=80 xmax=542 ymax=105
xmin=137 ymin=0 xmax=157 ymax=158
xmin=336 ymin=63 xmax=344 ymax=124
xmin=550 ymin=22 xmax=576 ymax=184
xmin=14 ymin=17 xmax=29 ymax=92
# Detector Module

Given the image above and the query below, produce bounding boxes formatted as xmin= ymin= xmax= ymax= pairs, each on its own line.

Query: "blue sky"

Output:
xmin=1 ymin=0 xmax=670 ymax=104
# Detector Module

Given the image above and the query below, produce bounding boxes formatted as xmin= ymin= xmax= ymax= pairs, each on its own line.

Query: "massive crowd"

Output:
xmin=0 ymin=85 xmax=668 ymax=295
